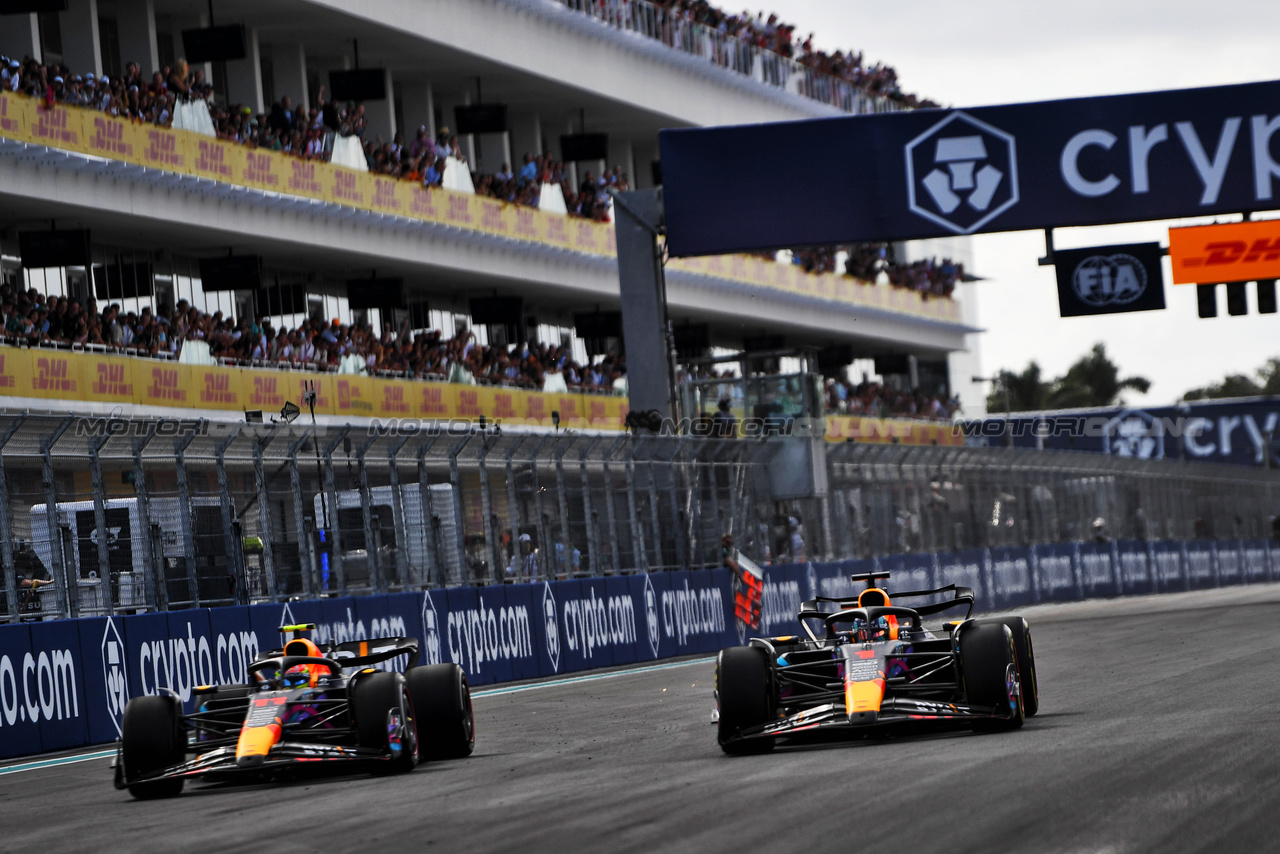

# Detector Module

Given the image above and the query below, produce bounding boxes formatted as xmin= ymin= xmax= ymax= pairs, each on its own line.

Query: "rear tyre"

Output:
xmin=352 ymin=671 xmax=418 ymax=774
xmin=959 ymin=622 xmax=1024 ymax=732
xmin=408 ymin=664 xmax=475 ymax=760
xmin=979 ymin=617 xmax=1038 ymax=717
xmin=716 ymin=646 xmax=775 ymax=755
xmin=121 ymin=695 xmax=187 ymax=799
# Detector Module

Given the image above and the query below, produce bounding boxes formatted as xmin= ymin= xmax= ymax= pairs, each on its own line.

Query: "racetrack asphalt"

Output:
xmin=6 ymin=583 xmax=1280 ymax=854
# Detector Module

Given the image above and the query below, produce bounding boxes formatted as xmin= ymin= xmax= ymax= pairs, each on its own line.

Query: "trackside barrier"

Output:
xmin=0 ymin=538 xmax=1276 ymax=760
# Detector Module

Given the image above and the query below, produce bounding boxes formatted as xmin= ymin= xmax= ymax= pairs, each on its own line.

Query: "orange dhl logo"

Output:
xmin=421 ymin=386 xmax=447 ymax=415
xmin=93 ymin=363 xmax=132 ymax=396
xmin=34 ymin=357 xmax=74 ymax=391
xmin=333 ymin=171 xmax=363 ymax=203
xmin=481 ymin=201 xmax=505 ymax=232
xmin=245 ymin=152 xmax=278 ymax=185
xmin=1182 ymin=238 xmax=1280 ymax=268
xmin=457 ymin=389 xmax=482 ymax=417
xmin=253 ymin=376 xmax=281 ymax=404
xmin=373 ymin=180 xmax=401 ymax=211
xmin=382 ymin=384 xmax=409 ymax=414
xmin=146 ymin=130 xmax=183 ymax=166
xmin=195 ymin=141 xmax=230 ymax=177
xmin=493 ymin=392 xmax=515 ymax=419
xmin=545 ymin=218 xmax=567 ymax=243
xmin=558 ymin=398 xmax=579 ymax=419
xmin=0 ymin=355 xmax=13 ymax=388
xmin=514 ymin=208 xmax=538 ymax=239
xmin=290 ymin=161 xmax=321 ymax=194
xmin=574 ymin=221 xmax=596 ymax=248
xmin=89 ymin=118 xmax=131 ymax=157
xmin=525 ymin=396 xmax=546 ymax=420
xmin=589 ymin=400 xmax=606 ymax=422
xmin=148 ymin=367 xmax=185 ymax=401
xmin=409 ymin=186 xmax=439 ymax=218
xmin=35 ymin=108 xmax=76 ymax=144
xmin=0 ymin=96 xmax=15 ymax=133
xmin=337 ymin=380 xmax=371 ymax=411
xmin=202 ymin=372 xmax=235 ymax=404
xmin=447 ymin=195 xmax=472 ymax=223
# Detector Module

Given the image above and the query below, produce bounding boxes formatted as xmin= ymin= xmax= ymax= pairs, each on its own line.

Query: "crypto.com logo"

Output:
xmin=542 ymin=583 xmax=560 ymax=672
xmin=644 ymin=575 xmax=660 ymax=659
xmin=905 ymin=111 xmax=1019 ymax=234
xmin=101 ymin=618 xmax=129 ymax=736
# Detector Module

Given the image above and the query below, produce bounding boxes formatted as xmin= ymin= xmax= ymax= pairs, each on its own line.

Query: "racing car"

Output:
xmin=113 ymin=625 xmax=474 ymax=798
xmin=715 ymin=571 xmax=1038 ymax=753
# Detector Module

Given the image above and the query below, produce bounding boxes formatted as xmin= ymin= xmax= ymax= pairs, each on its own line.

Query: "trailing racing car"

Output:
xmin=113 ymin=625 xmax=474 ymax=798
xmin=715 ymin=571 xmax=1037 ymax=753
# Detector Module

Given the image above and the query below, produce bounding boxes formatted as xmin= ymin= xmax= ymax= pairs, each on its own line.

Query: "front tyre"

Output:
xmin=121 ymin=695 xmax=187 ymax=799
xmin=716 ymin=646 xmax=775 ymax=755
xmin=959 ymin=622 xmax=1025 ymax=732
xmin=408 ymin=664 xmax=475 ymax=760
xmin=978 ymin=616 xmax=1038 ymax=717
xmin=352 ymin=671 xmax=419 ymax=774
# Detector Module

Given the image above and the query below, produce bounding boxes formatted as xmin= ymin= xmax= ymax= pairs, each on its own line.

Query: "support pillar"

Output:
xmin=363 ymin=66 xmax=396 ymax=143
xmin=399 ymin=79 xmax=435 ymax=143
xmin=510 ymin=110 xmax=542 ymax=161
xmin=613 ymin=188 xmax=673 ymax=419
xmin=60 ymin=0 xmax=103 ymax=76
xmin=0 ymin=14 xmax=41 ymax=63
xmin=116 ymin=0 xmax=158 ymax=76
xmin=224 ymin=26 xmax=263 ymax=114
xmin=269 ymin=41 xmax=308 ymax=116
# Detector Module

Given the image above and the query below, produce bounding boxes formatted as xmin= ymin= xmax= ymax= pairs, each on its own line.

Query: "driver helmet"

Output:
xmin=283 ymin=638 xmax=324 ymax=688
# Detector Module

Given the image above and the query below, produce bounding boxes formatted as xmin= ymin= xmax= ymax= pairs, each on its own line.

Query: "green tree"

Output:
xmin=986 ymin=362 xmax=1052 ymax=412
xmin=1182 ymin=356 xmax=1280 ymax=400
xmin=1046 ymin=343 xmax=1150 ymax=409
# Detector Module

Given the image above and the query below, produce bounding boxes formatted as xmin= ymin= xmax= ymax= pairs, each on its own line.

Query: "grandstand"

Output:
xmin=0 ymin=0 xmax=980 ymax=434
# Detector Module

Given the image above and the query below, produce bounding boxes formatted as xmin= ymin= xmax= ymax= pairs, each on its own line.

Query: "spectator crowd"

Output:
xmin=825 ymin=376 xmax=958 ymax=422
xmin=1 ymin=54 xmax=622 ymax=222
xmin=564 ymin=0 xmax=938 ymax=109
xmin=0 ymin=282 xmax=626 ymax=393
xmin=773 ymin=245 xmax=962 ymax=300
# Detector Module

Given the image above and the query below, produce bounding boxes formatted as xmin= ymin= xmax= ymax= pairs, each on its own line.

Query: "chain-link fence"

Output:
xmin=0 ymin=414 xmax=1275 ymax=622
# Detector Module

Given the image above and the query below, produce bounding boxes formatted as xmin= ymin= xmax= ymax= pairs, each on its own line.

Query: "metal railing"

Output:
xmin=551 ymin=0 xmax=905 ymax=115
xmin=0 ymin=413 xmax=1274 ymax=622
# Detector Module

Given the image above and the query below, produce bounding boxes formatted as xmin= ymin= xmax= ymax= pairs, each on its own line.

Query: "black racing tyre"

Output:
xmin=352 ymin=671 xmax=418 ymax=774
xmin=408 ymin=664 xmax=475 ymax=760
xmin=959 ymin=622 xmax=1025 ymax=732
xmin=979 ymin=617 xmax=1039 ymax=717
xmin=121 ymin=695 xmax=187 ymax=799
xmin=716 ymin=646 xmax=775 ymax=755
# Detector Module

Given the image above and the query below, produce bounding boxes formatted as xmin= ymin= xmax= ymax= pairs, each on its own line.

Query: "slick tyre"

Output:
xmin=352 ymin=671 xmax=418 ymax=774
xmin=408 ymin=664 xmax=475 ymax=760
xmin=716 ymin=646 xmax=775 ymax=755
xmin=959 ymin=622 xmax=1025 ymax=732
xmin=978 ymin=617 xmax=1039 ymax=717
xmin=121 ymin=695 xmax=187 ymax=799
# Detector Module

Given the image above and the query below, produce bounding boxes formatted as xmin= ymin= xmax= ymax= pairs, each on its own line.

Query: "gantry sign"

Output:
xmin=658 ymin=79 xmax=1280 ymax=257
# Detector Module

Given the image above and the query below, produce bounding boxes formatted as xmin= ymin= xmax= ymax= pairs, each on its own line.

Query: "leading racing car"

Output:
xmin=715 ymin=571 xmax=1038 ymax=753
xmin=113 ymin=625 xmax=474 ymax=798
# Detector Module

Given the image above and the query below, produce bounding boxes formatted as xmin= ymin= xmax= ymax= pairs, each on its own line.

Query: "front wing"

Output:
xmin=720 ymin=697 xmax=1010 ymax=744
xmin=112 ymin=740 xmax=399 ymax=789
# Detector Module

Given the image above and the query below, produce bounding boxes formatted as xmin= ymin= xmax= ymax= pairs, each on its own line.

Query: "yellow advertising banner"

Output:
xmin=241 ymin=148 xmax=286 ymax=193
xmin=188 ymin=134 xmax=242 ymax=184
xmin=282 ymin=158 xmax=328 ymax=201
xmin=281 ymin=372 xmax=338 ymax=416
xmin=0 ymin=348 xmax=24 ymax=397
xmin=80 ymin=352 xmax=137 ymax=404
xmin=242 ymin=368 xmax=290 ymax=412
xmin=27 ymin=101 xmax=84 ymax=150
xmin=414 ymin=381 xmax=456 ymax=420
xmin=823 ymin=415 xmax=964 ymax=447
xmin=134 ymin=122 xmax=190 ymax=172
xmin=26 ymin=350 xmax=83 ymax=399
xmin=0 ymin=90 xmax=31 ymax=141
xmin=181 ymin=363 xmax=243 ymax=410
xmin=372 ymin=377 xmax=416 ymax=419
xmin=82 ymin=112 xmax=139 ymax=163
xmin=135 ymin=361 xmax=190 ymax=408
xmin=333 ymin=374 xmax=375 ymax=418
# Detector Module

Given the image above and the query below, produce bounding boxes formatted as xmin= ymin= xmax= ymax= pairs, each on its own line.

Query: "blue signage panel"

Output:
xmin=660 ymin=80 xmax=1280 ymax=255
xmin=0 ymin=623 xmax=41 ymax=758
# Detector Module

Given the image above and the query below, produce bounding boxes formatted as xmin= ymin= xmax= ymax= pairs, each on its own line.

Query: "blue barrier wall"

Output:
xmin=0 ymin=540 xmax=1275 ymax=760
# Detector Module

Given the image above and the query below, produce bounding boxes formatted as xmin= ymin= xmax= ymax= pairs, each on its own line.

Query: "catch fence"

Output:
xmin=0 ymin=414 xmax=1274 ymax=622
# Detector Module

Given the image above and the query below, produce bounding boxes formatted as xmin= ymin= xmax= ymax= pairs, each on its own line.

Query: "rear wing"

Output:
xmin=260 ymin=633 xmax=421 ymax=671
xmin=798 ymin=584 xmax=974 ymax=623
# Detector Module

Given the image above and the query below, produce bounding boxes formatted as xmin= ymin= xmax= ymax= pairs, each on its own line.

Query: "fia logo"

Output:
xmin=1073 ymin=254 xmax=1147 ymax=307
xmin=542 ymin=583 xmax=560 ymax=672
xmin=644 ymin=575 xmax=660 ymax=659
xmin=905 ymin=111 xmax=1019 ymax=235
xmin=421 ymin=592 xmax=442 ymax=664
xmin=101 ymin=618 xmax=129 ymax=736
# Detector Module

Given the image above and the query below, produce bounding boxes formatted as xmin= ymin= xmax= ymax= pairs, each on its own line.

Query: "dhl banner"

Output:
xmin=0 ymin=347 xmax=951 ymax=442
xmin=0 ymin=92 xmax=956 ymax=325
xmin=1167 ymin=219 xmax=1280 ymax=285
xmin=823 ymin=415 xmax=964 ymax=446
